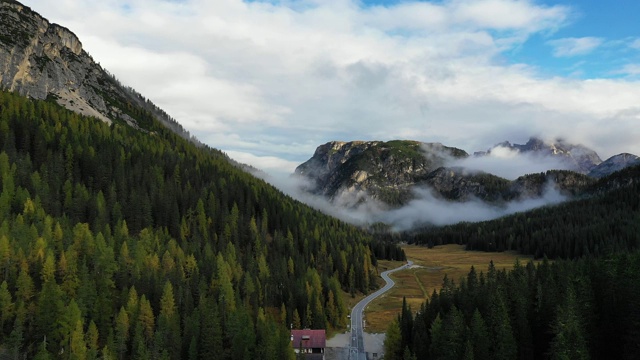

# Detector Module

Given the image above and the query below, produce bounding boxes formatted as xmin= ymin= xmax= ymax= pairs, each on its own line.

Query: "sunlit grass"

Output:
xmin=363 ymin=244 xmax=539 ymax=333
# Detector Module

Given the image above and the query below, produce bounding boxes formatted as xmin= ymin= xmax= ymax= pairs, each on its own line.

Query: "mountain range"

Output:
xmin=294 ymin=138 xmax=640 ymax=211
xmin=1 ymin=0 xmax=637 ymax=219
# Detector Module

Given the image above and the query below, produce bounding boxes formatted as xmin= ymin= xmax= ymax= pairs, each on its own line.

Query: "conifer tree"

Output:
xmin=550 ymin=286 xmax=589 ymax=360
xmin=384 ymin=318 xmax=403 ymax=360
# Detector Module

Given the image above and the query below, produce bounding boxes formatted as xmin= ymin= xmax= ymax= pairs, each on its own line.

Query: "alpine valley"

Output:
xmin=1 ymin=1 xmax=640 ymax=360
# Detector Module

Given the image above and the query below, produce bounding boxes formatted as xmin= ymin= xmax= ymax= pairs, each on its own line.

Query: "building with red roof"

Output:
xmin=291 ymin=329 xmax=326 ymax=360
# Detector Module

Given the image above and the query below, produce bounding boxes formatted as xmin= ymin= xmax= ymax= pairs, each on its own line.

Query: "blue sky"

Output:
xmin=512 ymin=0 xmax=640 ymax=78
xmin=26 ymin=0 xmax=640 ymax=174
xmin=361 ymin=0 xmax=640 ymax=79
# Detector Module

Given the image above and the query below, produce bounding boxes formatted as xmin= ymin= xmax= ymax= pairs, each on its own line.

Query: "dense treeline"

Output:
xmin=0 ymin=90 xmax=398 ymax=358
xmin=409 ymin=167 xmax=640 ymax=259
xmin=385 ymin=252 xmax=640 ymax=360
xmin=369 ymin=239 xmax=407 ymax=264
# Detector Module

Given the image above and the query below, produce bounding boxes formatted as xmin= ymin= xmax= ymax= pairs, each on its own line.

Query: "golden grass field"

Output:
xmin=363 ymin=244 xmax=538 ymax=333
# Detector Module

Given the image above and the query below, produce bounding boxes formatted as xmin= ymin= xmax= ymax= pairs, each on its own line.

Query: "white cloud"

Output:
xmin=225 ymin=150 xmax=300 ymax=174
xmin=630 ymin=38 xmax=640 ymax=49
xmin=547 ymin=37 xmax=604 ymax=57
xmin=363 ymin=0 xmax=569 ymax=34
xmin=452 ymin=0 xmax=569 ymax=32
xmin=449 ymin=146 xmax=573 ymax=180
xmin=380 ymin=182 xmax=566 ymax=229
xmin=259 ymin=169 xmax=569 ymax=230
xmin=20 ymin=0 xmax=640 ymax=172
xmin=615 ymin=64 xmax=640 ymax=76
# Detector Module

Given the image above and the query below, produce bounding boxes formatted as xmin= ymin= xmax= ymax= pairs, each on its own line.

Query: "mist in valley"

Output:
xmin=255 ymin=147 xmax=573 ymax=231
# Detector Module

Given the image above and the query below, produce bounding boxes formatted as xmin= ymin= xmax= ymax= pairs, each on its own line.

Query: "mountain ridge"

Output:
xmin=475 ymin=137 xmax=602 ymax=173
xmin=295 ymin=138 xmax=638 ymax=217
xmin=295 ymin=140 xmax=469 ymax=206
xmin=0 ymin=0 xmax=194 ymax=140
xmin=588 ymin=153 xmax=640 ymax=178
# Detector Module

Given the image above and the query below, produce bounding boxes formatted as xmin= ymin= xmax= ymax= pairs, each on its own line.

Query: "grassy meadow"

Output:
xmin=363 ymin=244 xmax=538 ymax=333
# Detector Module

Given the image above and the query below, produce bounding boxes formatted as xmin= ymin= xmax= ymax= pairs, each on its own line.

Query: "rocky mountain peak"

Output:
xmin=295 ymin=140 xmax=468 ymax=205
xmin=588 ymin=153 xmax=640 ymax=178
xmin=483 ymin=137 xmax=602 ymax=173
xmin=294 ymin=137 xmax=632 ymax=210
xmin=297 ymin=140 xmax=382 ymax=180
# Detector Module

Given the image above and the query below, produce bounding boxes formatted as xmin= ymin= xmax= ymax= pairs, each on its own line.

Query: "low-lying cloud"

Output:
xmin=448 ymin=146 xmax=573 ymax=180
xmin=252 ymin=171 xmax=379 ymax=226
xmin=379 ymin=182 xmax=566 ymax=230
xmin=256 ymin=168 xmax=567 ymax=232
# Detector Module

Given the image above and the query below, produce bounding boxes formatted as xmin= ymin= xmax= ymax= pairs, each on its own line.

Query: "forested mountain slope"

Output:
xmin=404 ymin=165 xmax=640 ymax=259
xmin=0 ymin=90 xmax=396 ymax=359
xmin=380 ymin=137 xmax=640 ymax=360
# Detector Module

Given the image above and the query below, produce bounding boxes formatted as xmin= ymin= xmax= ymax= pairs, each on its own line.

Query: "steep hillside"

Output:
xmin=0 ymin=1 xmax=404 ymax=358
xmin=0 ymin=88 xmax=385 ymax=359
xmin=0 ymin=0 xmax=191 ymax=138
xmin=408 ymin=164 xmax=640 ymax=259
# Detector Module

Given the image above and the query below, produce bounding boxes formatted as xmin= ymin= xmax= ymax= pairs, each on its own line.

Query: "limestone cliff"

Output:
xmin=295 ymin=140 xmax=469 ymax=205
xmin=296 ymin=140 xmax=600 ymax=208
xmin=0 ymin=0 xmax=191 ymax=138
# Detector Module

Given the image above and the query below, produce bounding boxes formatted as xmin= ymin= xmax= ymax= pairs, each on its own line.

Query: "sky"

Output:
xmin=23 ymin=0 xmax=640 ymax=177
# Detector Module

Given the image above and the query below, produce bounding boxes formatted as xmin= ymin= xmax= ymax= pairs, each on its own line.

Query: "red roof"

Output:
xmin=291 ymin=329 xmax=326 ymax=349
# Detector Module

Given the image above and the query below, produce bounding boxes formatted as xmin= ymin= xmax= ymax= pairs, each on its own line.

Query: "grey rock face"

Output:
xmin=588 ymin=153 xmax=640 ymax=178
xmin=295 ymin=141 xmax=380 ymax=189
xmin=296 ymin=139 xmax=598 ymax=208
xmin=0 ymin=1 xmax=194 ymax=139
xmin=483 ymin=137 xmax=602 ymax=174
xmin=295 ymin=140 xmax=469 ymax=205
xmin=0 ymin=2 xmax=113 ymax=122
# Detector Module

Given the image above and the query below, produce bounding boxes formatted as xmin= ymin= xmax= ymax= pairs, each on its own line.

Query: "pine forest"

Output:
xmin=0 ymin=90 xmax=403 ymax=359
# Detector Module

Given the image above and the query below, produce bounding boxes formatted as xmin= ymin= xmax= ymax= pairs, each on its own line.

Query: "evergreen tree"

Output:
xmin=469 ymin=309 xmax=490 ymax=360
xmin=384 ymin=318 xmax=403 ymax=360
xmin=429 ymin=314 xmax=445 ymax=360
xmin=550 ymin=286 xmax=589 ymax=360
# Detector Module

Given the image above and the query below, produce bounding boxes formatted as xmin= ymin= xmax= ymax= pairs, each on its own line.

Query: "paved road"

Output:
xmin=349 ymin=260 xmax=413 ymax=360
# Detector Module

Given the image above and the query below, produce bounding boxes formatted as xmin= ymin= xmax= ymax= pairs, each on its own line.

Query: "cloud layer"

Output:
xmin=448 ymin=146 xmax=573 ymax=180
xmin=547 ymin=37 xmax=603 ymax=57
xmin=380 ymin=182 xmax=566 ymax=230
xmin=261 ymin=169 xmax=568 ymax=231
xmin=23 ymin=0 xmax=640 ymax=176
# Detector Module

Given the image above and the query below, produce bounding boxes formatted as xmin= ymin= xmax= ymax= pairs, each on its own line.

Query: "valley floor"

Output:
xmin=365 ymin=244 xmax=538 ymax=332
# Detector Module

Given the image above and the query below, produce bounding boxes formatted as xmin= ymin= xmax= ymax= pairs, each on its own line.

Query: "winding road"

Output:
xmin=349 ymin=260 xmax=413 ymax=360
